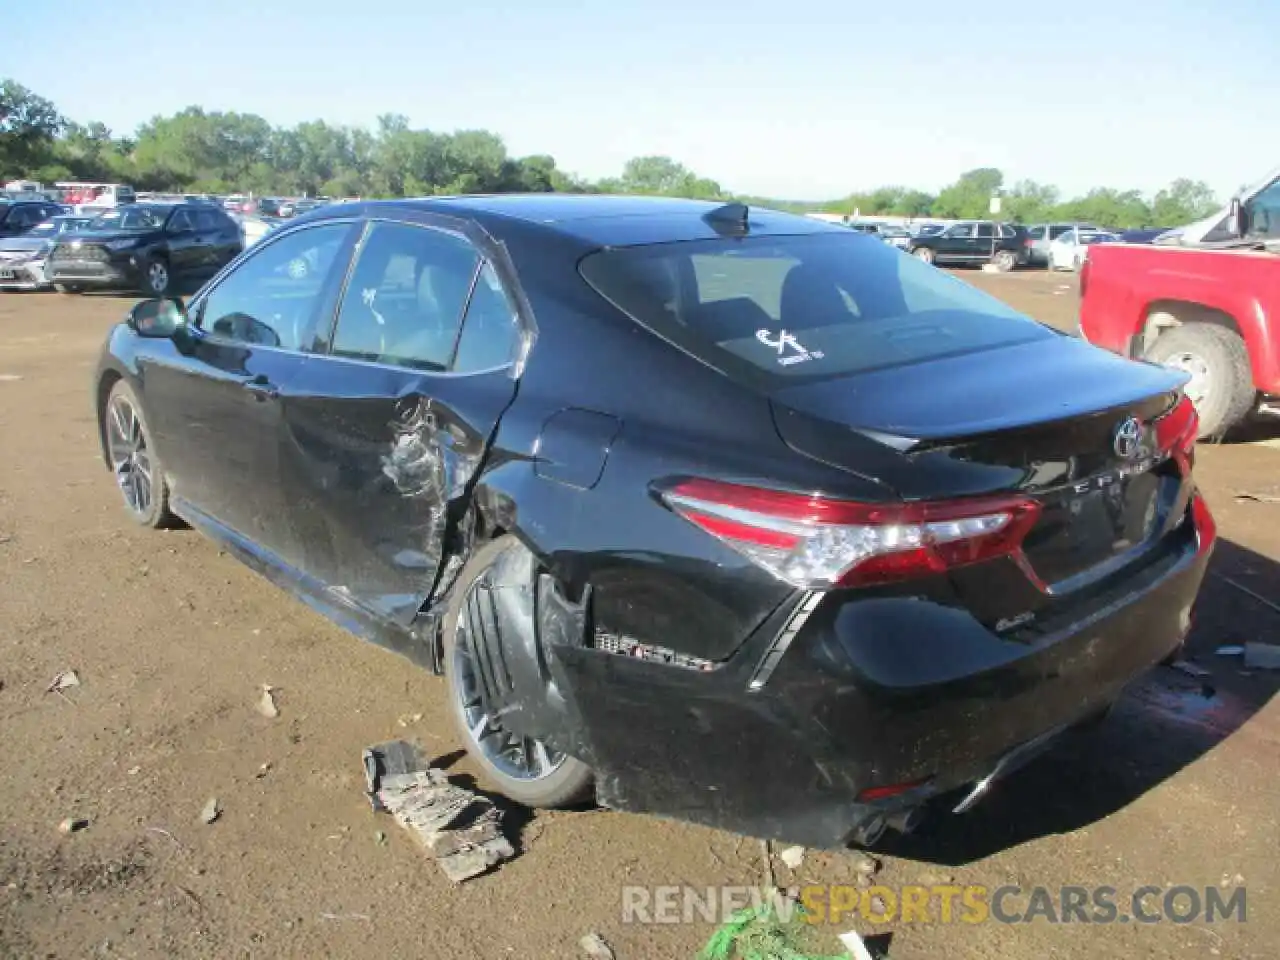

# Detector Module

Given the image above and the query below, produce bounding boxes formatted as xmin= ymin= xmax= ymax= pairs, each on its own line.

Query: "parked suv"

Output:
xmin=0 ymin=199 xmax=66 ymax=238
xmin=47 ymin=203 xmax=243 ymax=296
xmin=1025 ymin=223 xmax=1100 ymax=267
xmin=907 ymin=221 xmax=1027 ymax=271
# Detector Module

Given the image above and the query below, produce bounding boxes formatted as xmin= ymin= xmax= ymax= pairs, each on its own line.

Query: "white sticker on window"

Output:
xmin=756 ymin=328 xmax=824 ymax=366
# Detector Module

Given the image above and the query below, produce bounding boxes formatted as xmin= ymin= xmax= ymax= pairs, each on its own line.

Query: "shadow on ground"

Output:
xmin=875 ymin=537 xmax=1280 ymax=866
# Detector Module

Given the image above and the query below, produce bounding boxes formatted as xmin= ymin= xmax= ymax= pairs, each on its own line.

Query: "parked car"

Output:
xmin=1024 ymin=223 xmax=1100 ymax=266
xmin=911 ymin=223 xmax=946 ymax=238
xmin=877 ymin=224 xmax=912 ymax=250
xmin=235 ymin=213 xmax=284 ymax=248
xmin=907 ymin=220 xmax=1027 ymax=271
xmin=47 ymin=203 xmax=243 ymax=296
xmin=1080 ymin=241 xmax=1280 ymax=437
xmin=0 ymin=214 xmax=96 ymax=291
xmin=847 ymin=221 xmax=882 ymax=236
xmin=0 ymin=199 xmax=67 ymax=238
xmin=93 ymin=195 xmax=1214 ymax=848
xmin=1048 ymin=228 xmax=1119 ymax=271
xmin=1118 ymin=227 xmax=1174 ymax=244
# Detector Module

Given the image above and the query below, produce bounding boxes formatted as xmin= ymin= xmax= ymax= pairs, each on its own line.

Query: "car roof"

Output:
xmin=309 ymin=194 xmax=844 ymax=247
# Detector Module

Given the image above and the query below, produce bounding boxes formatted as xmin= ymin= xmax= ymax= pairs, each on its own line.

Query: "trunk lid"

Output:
xmin=770 ymin=336 xmax=1192 ymax=591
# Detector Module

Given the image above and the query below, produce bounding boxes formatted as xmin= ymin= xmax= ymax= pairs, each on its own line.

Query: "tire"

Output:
xmin=991 ymin=250 xmax=1016 ymax=272
xmin=140 ymin=257 xmax=170 ymax=297
xmin=102 ymin=380 xmax=175 ymax=528
xmin=442 ymin=535 xmax=594 ymax=808
xmin=1145 ymin=323 xmax=1256 ymax=438
xmin=913 ymin=247 xmax=935 ymax=265
xmin=55 ymin=284 xmax=83 ymax=294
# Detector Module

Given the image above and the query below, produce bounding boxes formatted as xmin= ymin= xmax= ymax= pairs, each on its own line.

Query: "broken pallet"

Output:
xmin=363 ymin=741 xmax=515 ymax=883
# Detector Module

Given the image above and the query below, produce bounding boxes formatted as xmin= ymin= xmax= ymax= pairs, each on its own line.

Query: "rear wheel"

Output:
xmin=443 ymin=536 xmax=594 ymax=808
xmin=992 ymin=250 xmax=1016 ymax=272
xmin=913 ymin=246 xmax=935 ymax=265
xmin=55 ymin=284 xmax=83 ymax=294
xmin=1145 ymin=323 xmax=1256 ymax=438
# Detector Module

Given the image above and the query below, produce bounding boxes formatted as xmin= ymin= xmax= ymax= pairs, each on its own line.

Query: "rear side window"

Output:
xmin=1049 ymin=225 xmax=1071 ymax=239
xmin=579 ymin=232 xmax=1050 ymax=387
xmin=974 ymin=223 xmax=995 ymax=239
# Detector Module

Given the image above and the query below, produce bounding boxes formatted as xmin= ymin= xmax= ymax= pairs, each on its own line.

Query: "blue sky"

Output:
xmin=7 ymin=0 xmax=1276 ymax=201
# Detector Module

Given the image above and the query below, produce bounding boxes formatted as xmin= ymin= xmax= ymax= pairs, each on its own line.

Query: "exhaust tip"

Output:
xmin=849 ymin=815 xmax=887 ymax=847
xmin=886 ymin=807 xmax=925 ymax=835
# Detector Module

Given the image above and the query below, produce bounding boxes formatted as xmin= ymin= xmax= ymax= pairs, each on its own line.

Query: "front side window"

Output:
xmin=329 ymin=221 xmax=479 ymax=372
xmin=196 ymin=222 xmax=352 ymax=350
xmin=580 ymin=232 xmax=1048 ymax=389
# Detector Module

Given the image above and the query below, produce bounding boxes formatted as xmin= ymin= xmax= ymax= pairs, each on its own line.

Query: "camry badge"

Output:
xmin=1113 ymin=417 xmax=1143 ymax=460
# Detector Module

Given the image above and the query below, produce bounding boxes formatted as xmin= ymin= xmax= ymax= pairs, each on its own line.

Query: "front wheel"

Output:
xmin=991 ymin=250 xmax=1016 ymax=272
xmin=913 ymin=246 xmax=935 ymax=265
xmin=443 ymin=536 xmax=594 ymax=808
xmin=55 ymin=283 xmax=83 ymax=294
xmin=102 ymin=380 xmax=175 ymax=528
xmin=140 ymin=258 xmax=170 ymax=296
xmin=1145 ymin=323 xmax=1256 ymax=438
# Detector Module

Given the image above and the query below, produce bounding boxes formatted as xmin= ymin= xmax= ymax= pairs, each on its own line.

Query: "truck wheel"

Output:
xmin=1145 ymin=323 xmax=1256 ymax=438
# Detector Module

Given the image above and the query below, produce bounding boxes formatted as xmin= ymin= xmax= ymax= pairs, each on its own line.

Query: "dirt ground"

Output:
xmin=1 ymin=270 xmax=1276 ymax=959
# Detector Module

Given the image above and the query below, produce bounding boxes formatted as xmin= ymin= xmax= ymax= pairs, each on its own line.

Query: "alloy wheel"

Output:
xmin=452 ymin=577 xmax=566 ymax=782
xmin=105 ymin=395 xmax=153 ymax=518
xmin=148 ymin=261 xmax=169 ymax=294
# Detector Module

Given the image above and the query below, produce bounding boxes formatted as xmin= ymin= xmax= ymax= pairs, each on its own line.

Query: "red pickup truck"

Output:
xmin=1079 ymin=243 xmax=1280 ymax=437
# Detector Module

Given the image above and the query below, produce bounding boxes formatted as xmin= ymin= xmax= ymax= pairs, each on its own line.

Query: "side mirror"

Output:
xmin=128 ymin=298 xmax=188 ymax=338
xmin=1227 ymin=196 xmax=1243 ymax=237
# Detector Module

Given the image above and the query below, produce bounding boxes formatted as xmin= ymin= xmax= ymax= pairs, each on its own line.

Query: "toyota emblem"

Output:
xmin=1113 ymin=417 xmax=1143 ymax=459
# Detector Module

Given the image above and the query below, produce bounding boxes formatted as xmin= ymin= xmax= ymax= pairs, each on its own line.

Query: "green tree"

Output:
xmin=0 ymin=79 xmax=64 ymax=175
xmin=933 ymin=168 xmax=1004 ymax=219
xmin=1151 ymin=178 xmax=1218 ymax=226
xmin=1002 ymin=180 xmax=1059 ymax=223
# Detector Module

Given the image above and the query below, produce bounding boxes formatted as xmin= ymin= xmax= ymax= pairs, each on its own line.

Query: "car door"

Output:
xmin=973 ymin=221 xmax=997 ymax=261
xmin=197 ymin=208 xmax=243 ymax=271
xmin=163 ymin=207 xmax=203 ymax=277
xmin=277 ymin=217 xmax=525 ymax=625
xmin=139 ymin=220 xmax=361 ymax=555
xmin=935 ymin=223 xmax=975 ymax=262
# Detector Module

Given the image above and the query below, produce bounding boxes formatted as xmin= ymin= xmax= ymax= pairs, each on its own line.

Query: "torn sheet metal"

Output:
xmin=362 ymin=740 xmax=514 ymax=883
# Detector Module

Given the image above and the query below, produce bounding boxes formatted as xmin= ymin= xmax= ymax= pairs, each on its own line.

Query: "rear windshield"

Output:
xmin=578 ymin=232 xmax=1052 ymax=387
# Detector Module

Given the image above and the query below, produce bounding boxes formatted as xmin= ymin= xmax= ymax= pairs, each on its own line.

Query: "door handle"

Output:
xmin=243 ymin=374 xmax=279 ymax=401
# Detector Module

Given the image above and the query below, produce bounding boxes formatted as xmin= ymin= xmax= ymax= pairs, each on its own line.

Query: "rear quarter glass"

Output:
xmin=578 ymin=232 xmax=1053 ymax=391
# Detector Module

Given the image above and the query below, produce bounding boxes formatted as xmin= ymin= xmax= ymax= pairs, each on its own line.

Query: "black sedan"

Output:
xmin=47 ymin=203 xmax=243 ymax=296
xmin=93 ymin=195 xmax=1214 ymax=848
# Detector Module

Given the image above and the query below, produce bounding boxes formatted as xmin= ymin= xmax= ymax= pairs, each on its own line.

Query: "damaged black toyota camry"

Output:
xmin=93 ymin=195 xmax=1214 ymax=848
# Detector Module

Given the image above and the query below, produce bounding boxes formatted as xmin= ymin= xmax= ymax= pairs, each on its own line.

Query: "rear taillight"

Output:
xmin=659 ymin=478 xmax=1041 ymax=589
xmin=1155 ymin=394 xmax=1199 ymax=470
xmin=1191 ymin=493 xmax=1216 ymax=556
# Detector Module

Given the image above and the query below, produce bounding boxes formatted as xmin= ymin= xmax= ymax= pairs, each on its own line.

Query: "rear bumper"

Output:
xmin=553 ymin=500 xmax=1212 ymax=847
